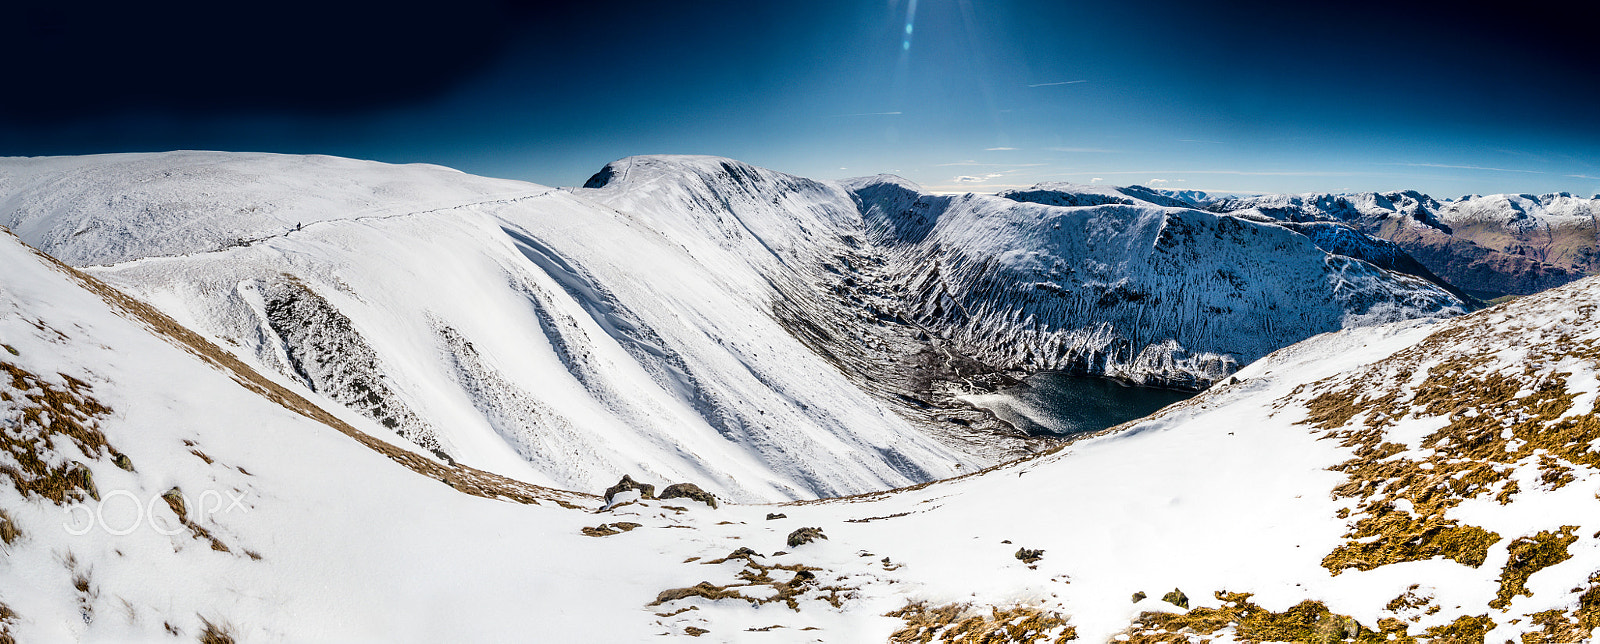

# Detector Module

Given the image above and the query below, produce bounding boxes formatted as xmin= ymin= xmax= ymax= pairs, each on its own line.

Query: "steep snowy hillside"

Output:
xmin=0 ymin=152 xmax=976 ymax=502
xmin=576 ymin=156 xmax=1051 ymax=455
xmin=1204 ymin=190 xmax=1600 ymax=299
xmin=0 ymin=229 xmax=622 ymax=641
xmin=609 ymin=271 xmax=1600 ymax=643
xmin=5 ymin=225 xmax=1596 ymax=643
xmin=852 ymin=177 xmax=1467 ymax=388
xmin=1 ymin=152 xmax=1480 ymax=496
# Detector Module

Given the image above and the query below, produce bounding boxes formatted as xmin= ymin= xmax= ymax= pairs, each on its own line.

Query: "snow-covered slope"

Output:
xmin=1003 ymin=183 xmax=1600 ymax=300
xmin=1205 ymin=190 xmax=1600 ymax=299
xmin=0 ymin=229 xmax=624 ymax=641
xmin=0 ymin=153 xmax=1482 ymax=494
xmin=5 ymin=224 xmax=1597 ymax=643
xmin=853 ymin=177 xmax=1467 ymax=388
xmin=614 ymin=271 xmax=1600 ymax=643
xmin=0 ymin=151 xmax=543 ymax=266
xmin=0 ymin=152 xmax=976 ymax=502
xmin=999 ymin=182 xmax=1208 ymax=209
xmin=1001 ymin=185 xmax=1466 ymax=300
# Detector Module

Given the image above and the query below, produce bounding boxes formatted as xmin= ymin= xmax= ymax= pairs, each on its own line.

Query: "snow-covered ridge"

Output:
xmin=853 ymin=176 xmax=1467 ymax=388
xmin=1208 ymin=190 xmax=1600 ymax=299
xmin=1001 ymin=182 xmax=1600 ymax=299
xmin=0 ymin=152 xmax=1476 ymax=503
xmin=998 ymin=181 xmax=1208 ymax=209
xmin=0 ymin=152 xmax=976 ymax=503
xmin=0 ymin=151 xmax=542 ymax=266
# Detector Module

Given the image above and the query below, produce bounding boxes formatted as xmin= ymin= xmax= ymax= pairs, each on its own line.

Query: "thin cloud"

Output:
xmin=1089 ymin=177 xmax=1103 ymax=183
xmin=1567 ymin=174 xmax=1600 ymax=180
xmin=952 ymin=175 xmax=987 ymax=183
xmin=831 ymin=111 xmax=903 ymax=117
xmin=985 ymin=147 xmax=1017 ymax=151
xmin=1178 ymin=139 xmax=1225 ymax=144
xmin=1083 ymin=170 xmax=1369 ymax=177
xmin=1028 ymin=80 xmax=1087 ymax=87
xmin=937 ymin=161 xmax=1048 ymax=167
xmin=1389 ymin=162 xmax=1544 ymax=174
xmin=924 ymin=182 xmax=1036 ymax=194
xmin=1046 ymin=147 xmax=1119 ymax=153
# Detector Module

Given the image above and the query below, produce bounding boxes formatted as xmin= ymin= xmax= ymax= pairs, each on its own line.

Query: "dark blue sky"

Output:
xmin=4 ymin=0 xmax=1596 ymax=196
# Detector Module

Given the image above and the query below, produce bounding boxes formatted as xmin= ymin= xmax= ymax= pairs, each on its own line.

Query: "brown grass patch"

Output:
xmin=1290 ymin=291 xmax=1600 ymax=577
xmin=1492 ymin=527 xmax=1579 ymax=610
xmin=886 ymin=601 xmax=1078 ymax=643
xmin=0 ymin=508 xmax=19 ymax=547
xmin=580 ymin=522 xmax=641 ymax=537
xmin=1121 ymin=591 xmax=1411 ymax=643
xmin=198 ymin=617 xmax=235 ymax=644
xmin=0 ymin=361 xmax=112 ymax=505
xmin=0 ymin=600 xmax=16 ymax=644
xmin=1514 ymin=571 xmax=1600 ymax=643
xmin=650 ymin=554 xmax=853 ymax=612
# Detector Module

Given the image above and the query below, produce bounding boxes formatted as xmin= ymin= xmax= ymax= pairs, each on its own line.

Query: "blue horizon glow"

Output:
xmin=3 ymin=0 xmax=1596 ymax=198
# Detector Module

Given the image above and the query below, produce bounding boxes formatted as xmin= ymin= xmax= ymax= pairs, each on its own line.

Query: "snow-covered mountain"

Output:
xmin=1004 ymin=183 xmax=1600 ymax=300
xmin=852 ymin=176 xmax=1466 ymax=388
xmin=0 ymin=153 xmax=1473 ymax=501
xmin=3 ymin=218 xmax=1596 ymax=642
xmin=999 ymin=182 xmax=1209 ymax=209
xmin=0 ymin=152 xmax=976 ymax=503
xmin=1207 ymin=190 xmax=1600 ymax=299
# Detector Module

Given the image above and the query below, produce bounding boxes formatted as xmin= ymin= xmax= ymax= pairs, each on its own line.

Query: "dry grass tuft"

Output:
xmin=0 ymin=509 xmax=20 ymax=547
xmin=197 ymin=617 xmax=235 ymax=644
xmin=1515 ymin=571 xmax=1600 ymax=643
xmin=0 ymin=361 xmax=112 ymax=505
xmin=1492 ymin=527 xmax=1579 ymax=610
xmin=650 ymin=555 xmax=853 ymax=612
xmin=0 ymin=600 xmax=16 ymax=644
xmin=1120 ymin=591 xmax=1410 ymax=643
xmin=580 ymin=522 xmax=641 ymax=537
xmin=887 ymin=601 xmax=1078 ymax=643
xmin=157 ymin=486 xmax=230 ymax=551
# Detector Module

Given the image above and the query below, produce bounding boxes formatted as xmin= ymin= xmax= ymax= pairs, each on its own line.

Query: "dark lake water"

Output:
xmin=961 ymin=372 xmax=1197 ymax=437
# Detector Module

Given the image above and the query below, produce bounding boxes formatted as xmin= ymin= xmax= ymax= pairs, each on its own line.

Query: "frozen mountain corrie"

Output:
xmin=848 ymin=175 xmax=1467 ymax=389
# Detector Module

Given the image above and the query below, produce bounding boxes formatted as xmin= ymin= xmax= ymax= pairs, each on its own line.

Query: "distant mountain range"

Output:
xmin=1001 ymin=182 xmax=1600 ymax=300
